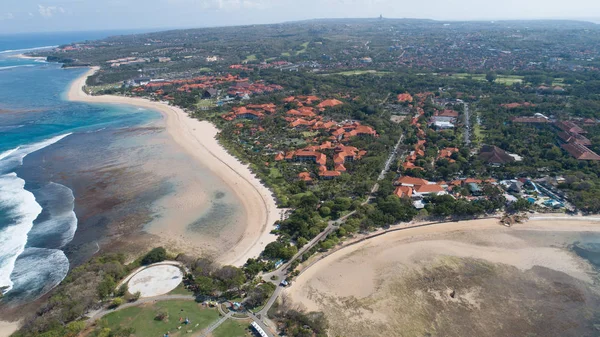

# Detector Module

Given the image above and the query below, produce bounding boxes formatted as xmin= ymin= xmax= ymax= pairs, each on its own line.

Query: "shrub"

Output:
xmin=110 ymin=297 xmax=124 ymax=308
xmin=141 ymin=247 xmax=167 ymax=265
xmin=155 ymin=310 xmax=169 ymax=321
xmin=116 ymin=283 xmax=128 ymax=297
xmin=126 ymin=291 xmax=141 ymax=302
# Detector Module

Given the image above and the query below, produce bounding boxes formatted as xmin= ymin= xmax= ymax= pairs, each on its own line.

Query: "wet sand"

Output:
xmin=67 ymin=67 xmax=279 ymax=266
xmin=286 ymin=217 xmax=600 ymax=337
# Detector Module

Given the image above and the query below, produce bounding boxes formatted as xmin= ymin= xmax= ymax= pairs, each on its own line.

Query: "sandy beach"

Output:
xmin=0 ymin=321 xmax=19 ymax=337
xmin=67 ymin=67 xmax=279 ymax=266
xmin=286 ymin=217 xmax=600 ymax=336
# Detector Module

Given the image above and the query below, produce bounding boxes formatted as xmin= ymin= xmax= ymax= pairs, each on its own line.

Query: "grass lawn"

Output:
xmin=327 ymin=70 xmax=390 ymax=76
xmin=281 ymin=52 xmax=291 ymax=57
xmin=449 ymin=73 xmax=523 ymax=85
xmin=197 ymin=99 xmax=216 ymax=109
xmin=99 ymin=300 xmax=219 ymax=337
xmin=495 ymin=76 xmax=523 ymax=85
xmin=198 ymin=67 xmax=212 ymax=72
xmin=212 ymin=319 xmax=252 ymax=337
xmin=87 ymin=83 xmax=122 ymax=94
xmin=473 ymin=123 xmax=482 ymax=141
xmin=244 ymin=54 xmax=257 ymax=62
xmin=168 ymin=283 xmax=193 ymax=296
xmin=295 ymin=42 xmax=310 ymax=55
xmin=302 ymin=131 xmax=319 ymax=137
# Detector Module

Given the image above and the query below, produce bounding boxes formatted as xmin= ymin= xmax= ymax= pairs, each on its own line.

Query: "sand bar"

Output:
xmin=288 ymin=217 xmax=600 ymax=312
xmin=67 ymin=67 xmax=278 ymax=266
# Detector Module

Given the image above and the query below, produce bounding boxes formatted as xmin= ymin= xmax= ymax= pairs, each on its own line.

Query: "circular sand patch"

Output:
xmin=128 ymin=265 xmax=183 ymax=298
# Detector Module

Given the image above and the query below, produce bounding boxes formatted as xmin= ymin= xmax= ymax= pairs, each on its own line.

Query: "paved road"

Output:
xmin=247 ymin=312 xmax=277 ymax=337
xmin=258 ymin=133 xmax=405 ymax=320
xmin=463 ymin=102 xmax=471 ymax=145
xmin=378 ymin=135 xmax=404 ymax=181
xmin=196 ymin=311 xmax=233 ymax=337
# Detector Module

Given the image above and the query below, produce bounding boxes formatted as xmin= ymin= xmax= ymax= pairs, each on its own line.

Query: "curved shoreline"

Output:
xmin=287 ymin=216 xmax=600 ymax=314
xmin=67 ymin=67 xmax=278 ymax=266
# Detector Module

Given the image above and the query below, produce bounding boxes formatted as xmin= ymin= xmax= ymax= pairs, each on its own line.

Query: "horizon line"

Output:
xmin=4 ymin=16 xmax=599 ymax=36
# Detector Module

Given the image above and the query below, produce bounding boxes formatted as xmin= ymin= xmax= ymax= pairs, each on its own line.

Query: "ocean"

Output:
xmin=0 ymin=31 xmax=246 ymax=305
xmin=0 ymin=38 xmax=163 ymax=304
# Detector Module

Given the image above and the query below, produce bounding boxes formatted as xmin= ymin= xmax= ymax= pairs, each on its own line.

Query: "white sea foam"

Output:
xmin=6 ymin=247 xmax=69 ymax=302
xmin=0 ymin=173 xmax=43 ymax=293
xmin=0 ymin=147 xmax=20 ymax=161
xmin=0 ymin=65 xmax=35 ymax=71
xmin=0 ymin=125 xmax=25 ymax=132
xmin=27 ymin=182 xmax=78 ymax=249
xmin=0 ymin=133 xmax=72 ymax=295
xmin=0 ymin=133 xmax=72 ymax=175
xmin=0 ymin=46 xmax=58 ymax=54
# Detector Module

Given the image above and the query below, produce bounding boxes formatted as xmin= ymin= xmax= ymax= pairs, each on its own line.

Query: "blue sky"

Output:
xmin=1 ymin=0 xmax=599 ymax=34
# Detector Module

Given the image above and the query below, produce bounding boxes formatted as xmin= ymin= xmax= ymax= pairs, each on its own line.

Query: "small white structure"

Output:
xmin=128 ymin=264 xmax=183 ymax=298
xmin=251 ymin=322 xmax=268 ymax=337
xmin=433 ymin=121 xmax=454 ymax=129
xmin=508 ymin=153 xmax=523 ymax=162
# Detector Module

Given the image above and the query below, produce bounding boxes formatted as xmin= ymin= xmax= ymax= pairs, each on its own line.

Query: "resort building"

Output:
xmin=561 ymin=143 xmax=600 ymax=160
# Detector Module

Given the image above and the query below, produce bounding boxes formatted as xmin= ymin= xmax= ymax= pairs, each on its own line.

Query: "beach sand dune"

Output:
xmin=67 ymin=67 xmax=279 ymax=266
xmin=286 ymin=218 xmax=600 ymax=337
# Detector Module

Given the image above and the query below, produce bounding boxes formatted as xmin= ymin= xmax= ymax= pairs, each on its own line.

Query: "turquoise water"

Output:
xmin=0 ymin=34 xmax=160 ymax=303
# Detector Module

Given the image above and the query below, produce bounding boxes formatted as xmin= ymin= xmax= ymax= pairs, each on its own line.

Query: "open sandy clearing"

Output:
xmin=285 ymin=218 xmax=600 ymax=337
xmin=128 ymin=265 xmax=183 ymax=297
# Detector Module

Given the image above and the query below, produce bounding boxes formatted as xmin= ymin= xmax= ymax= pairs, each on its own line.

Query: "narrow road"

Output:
xmin=378 ymin=135 xmax=404 ymax=181
xmin=247 ymin=312 xmax=277 ymax=337
xmin=463 ymin=101 xmax=471 ymax=145
xmin=258 ymin=133 xmax=405 ymax=320
xmin=196 ymin=311 xmax=233 ymax=337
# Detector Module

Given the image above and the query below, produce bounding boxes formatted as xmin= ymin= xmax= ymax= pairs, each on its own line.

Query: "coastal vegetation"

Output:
xmin=12 ymin=253 xmax=133 ymax=337
xmin=16 ymin=17 xmax=600 ymax=337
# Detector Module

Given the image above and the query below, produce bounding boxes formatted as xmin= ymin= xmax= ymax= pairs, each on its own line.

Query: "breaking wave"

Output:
xmin=0 ymin=134 xmax=74 ymax=297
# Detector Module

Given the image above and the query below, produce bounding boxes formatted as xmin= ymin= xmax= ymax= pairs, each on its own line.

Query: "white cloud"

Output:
xmin=166 ymin=0 xmax=274 ymax=11
xmin=38 ymin=4 xmax=65 ymax=18
xmin=0 ymin=12 xmax=14 ymax=21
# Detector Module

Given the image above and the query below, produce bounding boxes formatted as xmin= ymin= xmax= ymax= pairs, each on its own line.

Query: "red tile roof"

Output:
xmin=501 ymin=102 xmax=535 ymax=109
xmin=397 ymin=176 xmax=430 ymax=186
xmin=319 ymin=170 xmax=341 ymax=178
xmin=556 ymin=121 xmax=586 ymax=134
xmin=435 ymin=109 xmax=459 ymax=118
xmin=334 ymin=164 xmax=347 ymax=172
xmin=403 ymin=162 xmax=423 ymax=170
xmin=294 ymin=150 xmax=327 ymax=165
xmin=397 ymin=93 xmax=414 ymax=103
xmin=438 ymin=147 xmax=459 ymax=162
xmin=413 ymin=184 xmax=445 ymax=193
xmin=298 ymin=172 xmax=313 ymax=182
xmin=561 ymin=143 xmax=600 ymax=160
xmin=394 ymin=186 xmax=413 ymax=198
xmin=317 ymin=99 xmax=343 ymax=109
